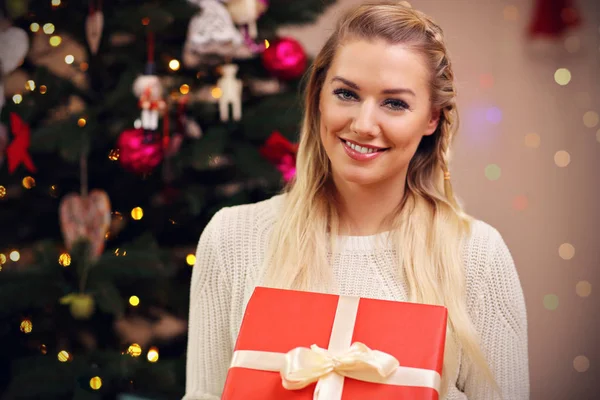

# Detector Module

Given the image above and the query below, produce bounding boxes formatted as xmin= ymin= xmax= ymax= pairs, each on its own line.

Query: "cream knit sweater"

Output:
xmin=184 ymin=194 xmax=529 ymax=400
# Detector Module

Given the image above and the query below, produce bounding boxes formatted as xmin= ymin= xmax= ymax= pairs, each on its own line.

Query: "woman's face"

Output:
xmin=319 ymin=38 xmax=440 ymax=189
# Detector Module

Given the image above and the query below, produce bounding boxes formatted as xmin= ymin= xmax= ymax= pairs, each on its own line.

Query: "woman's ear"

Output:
xmin=424 ymin=109 xmax=441 ymax=136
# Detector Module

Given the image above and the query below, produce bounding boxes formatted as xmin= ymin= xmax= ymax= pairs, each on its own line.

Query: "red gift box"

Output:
xmin=222 ymin=287 xmax=447 ymax=400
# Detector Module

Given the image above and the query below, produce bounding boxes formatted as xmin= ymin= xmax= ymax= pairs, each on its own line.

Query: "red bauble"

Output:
xmin=261 ymin=37 xmax=307 ymax=80
xmin=117 ymin=128 xmax=163 ymax=175
xmin=528 ymin=0 xmax=581 ymax=38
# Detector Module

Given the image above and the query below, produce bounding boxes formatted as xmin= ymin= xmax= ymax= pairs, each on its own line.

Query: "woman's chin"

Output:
xmin=336 ymin=170 xmax=381 ymax=187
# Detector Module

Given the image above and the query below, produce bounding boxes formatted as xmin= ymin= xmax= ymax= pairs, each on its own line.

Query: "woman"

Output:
xmin=184 ymin=2 xmax=529 ymax=399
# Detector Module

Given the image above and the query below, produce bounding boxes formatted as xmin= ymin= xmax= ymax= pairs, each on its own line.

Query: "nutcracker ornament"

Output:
xmin=132 ymin=30 xmax=166 ymax=132
xmin=120 ymin=29 xmax=168 ymax=175
xmin=133 ymin=75 xmax=166 ymax=131
xmin=217 ymin=63 xmax=243 ymax=122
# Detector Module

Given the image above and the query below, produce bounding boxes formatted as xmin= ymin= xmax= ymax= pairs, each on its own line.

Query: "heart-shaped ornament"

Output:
xmin=59 ymin=189 xmax=111 ymax=262
xmin=0 ymin=26 xmax=29 ymax=74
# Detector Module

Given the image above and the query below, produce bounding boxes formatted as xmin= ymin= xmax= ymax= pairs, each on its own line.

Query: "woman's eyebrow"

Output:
xmin=330 ymin=76 xmax=416 ymax=97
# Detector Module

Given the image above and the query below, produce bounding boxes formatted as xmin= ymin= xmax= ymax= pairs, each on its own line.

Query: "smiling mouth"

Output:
xmin=339 ymin=138 xmax=390 ymax=153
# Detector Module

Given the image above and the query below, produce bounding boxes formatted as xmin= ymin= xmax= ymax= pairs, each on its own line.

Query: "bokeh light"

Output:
xmin=59 ymin=253 xmax=71 ymax=267
xmin=10 ymin=251 xmax=20 ymax=262
xmin=543 ymin=294 xmax=559 ymax=310
xmin=49 ymin=36 xmax=62 ymax=47
xmin=22 ymin=176 xmax=36 ymax=189
xmin=131 ymin=207 xmax=143 ymax=220
xmin=57 ymin=350 xmax=71 ymax=362
xmin=479 ymin=73 xmax=494 ymax=89
xmin=49 ymin=185 xmax=59 ymax=198
xmin=169 ymin=59 xmax=180 ymax=71
xmin=186 ymin=254 xmax=196 ymax=266
xmin=147 ymin=347 xmax=159 ymax=362
xmin=20 ymin=319 xmax=32 ymax=333
xmin=524 ymin=133 xmax=541 ymax=148
xmin=583 ymin=111 xmax=599 ymax=128
xmin=43 ymin=23 xmax=55 ymax=34
xmin=108 ymin=149 xmax=120 ymax=161
xmin=554 ymin=68 xmax=571 ymax=85
xmin=127 ymin=343 xmax=142 ymax=357
xmin=485 ymin=164 xmax=501 ymax=181
xmin=485 ymin=107 xmax=502 ymax=124
xmin=90 ymin=376 xmax=102 ymax=390
xmin=211 ymin=87 xmax=222 ymax=99
xmin=573 ymin=356 xmax=590 ymax=372
xmin=554 ymin=150 xmax=570 ymax=167
xmin=575 ymin=281 xmax=592 ymax=298
xmin=129 ymin=296 xmax=140 ymax=306
xmin=559 ymin=243 xmax=575 ymax=260
xmin=513 ymin=195 xmax=528 ymax=211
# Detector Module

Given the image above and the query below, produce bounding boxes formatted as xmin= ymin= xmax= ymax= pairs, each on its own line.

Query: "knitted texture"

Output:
xmin=183 ymin=194 xmax=529 ymax=399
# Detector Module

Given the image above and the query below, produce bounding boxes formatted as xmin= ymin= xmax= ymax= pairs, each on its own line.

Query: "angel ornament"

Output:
xmin=0 ymin=23 xmax=29 ymax=113
xmin=184 ymin=0 xmax=244 ymax=65
xmin=217 ymin=63 xmax=242 ymax=122
xmin=133 ymin=75 xmax=167 ymax=131
xmin=226 ymin=0 xmax=269 ymax=39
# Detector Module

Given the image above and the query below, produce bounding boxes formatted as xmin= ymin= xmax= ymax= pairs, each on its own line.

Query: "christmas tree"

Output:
xmin=0 ymin=0 xmax=334 ymax=398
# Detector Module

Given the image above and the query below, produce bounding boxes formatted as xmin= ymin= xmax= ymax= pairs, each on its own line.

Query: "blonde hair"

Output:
xmin=262 ymin=1 xmax=499 ymax=397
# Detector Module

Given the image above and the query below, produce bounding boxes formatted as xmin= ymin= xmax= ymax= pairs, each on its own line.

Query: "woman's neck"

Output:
xmin=332 ymin=176 xmax=406 ymax=237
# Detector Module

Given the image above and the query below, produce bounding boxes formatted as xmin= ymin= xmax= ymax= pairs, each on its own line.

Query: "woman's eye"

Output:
xmin=384 ymin=99 xmax=409 ymax=111
xmin=333 ymin=88 xmax=357 ymax=101
xmin=333 ymin=89 xmax=409 ymax=111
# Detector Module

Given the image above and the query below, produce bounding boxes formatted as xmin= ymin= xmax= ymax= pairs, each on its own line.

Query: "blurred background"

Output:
xmin=0 ymin=0 xmax=598 ymax=399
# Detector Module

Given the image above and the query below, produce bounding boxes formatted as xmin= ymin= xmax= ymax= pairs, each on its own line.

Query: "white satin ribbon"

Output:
xmin=229 ymin=295 xmax=441 ymax=399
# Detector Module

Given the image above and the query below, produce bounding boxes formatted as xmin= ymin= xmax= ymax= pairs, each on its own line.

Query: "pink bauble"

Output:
xmin=117 ymin=128 xmax=163 ymax=175
xmin=261 ymin=37 xmax=307 ymax=80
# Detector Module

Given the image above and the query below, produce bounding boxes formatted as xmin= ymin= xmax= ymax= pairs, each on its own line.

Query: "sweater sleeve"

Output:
xmin=459 ymin=228 xmax=530 ymax=400
xmin=183 ymin=209 xmax=232 ymax=400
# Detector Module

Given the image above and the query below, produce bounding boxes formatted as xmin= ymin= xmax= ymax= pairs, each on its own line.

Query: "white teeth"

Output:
xmin=345 ymin=140 xmax=376 ymax=154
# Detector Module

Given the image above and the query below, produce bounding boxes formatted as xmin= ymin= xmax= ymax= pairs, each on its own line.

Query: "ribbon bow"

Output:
xmin=7 ymin=112 xmax=37 ymax=173
xmin=227 ymin=294 xmax=443 ymax=400
xmin=259 ymin=131 xmax=298 ymax=182
xmin=281 ymin=342 xmax=400 ymax=391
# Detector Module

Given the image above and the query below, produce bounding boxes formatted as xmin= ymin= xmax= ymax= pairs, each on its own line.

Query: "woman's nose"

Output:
xmin=350 ymin=101 xmax=381 ymax=137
